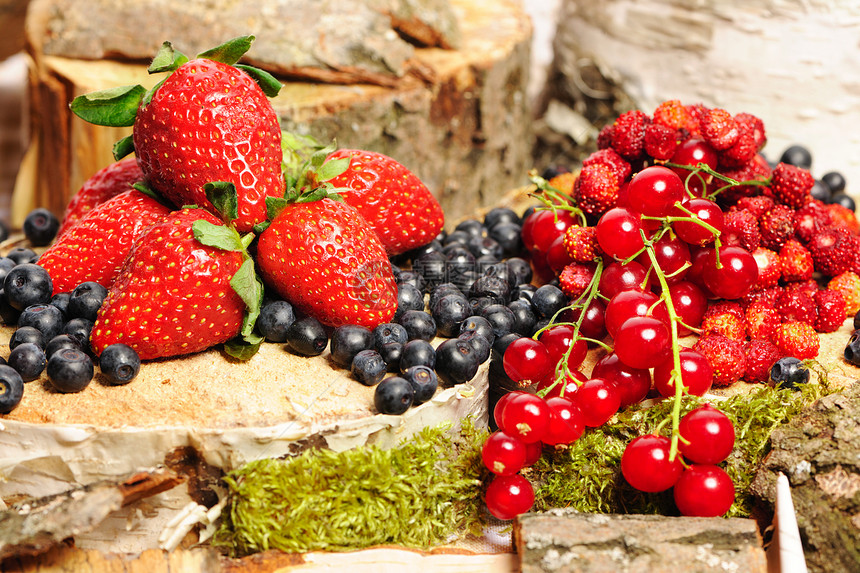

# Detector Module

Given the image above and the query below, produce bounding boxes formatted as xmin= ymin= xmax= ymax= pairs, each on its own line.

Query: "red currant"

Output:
xmin=523 ymin=440 xmax=543 ymax=466
xmin=636 ymin=234 xmax=691 ymax=286
xmin=591 ymin=352 xmax=652 ymax=408
xmin=652 ymin=348 xmax=713 ymax=397
xmin=604 ymin=290 xmax=669 ymax=339
xmin=539 ymin=324 xmax=588 ymax=370
xmin=493 ymin=390 xmax=525 ymax=427
xmin=572 ymin=378 xmax=620 ymax=427
xmin=498 ymin=392 xmax=551 ymax=444
xmin=537 ymin=370 xmax=586 ymax=399
xmin=528 ymin=209 xmax=578 ymax=253
xmin=669 ymin=138 xmax=718 ymax=196
xmin=673 ymin=465 xmax=735 ymax=517
xmin=627 ymin=166 xmax=685 ymax=217
xmin=482 ymin=430 xmax=527 ymax=476
xmin=546 ymin=234 xmax=575 ymax=274
xmin=678 ymin=404 xmax=735 ymax=464
xmin=485 ymin=474 xmax=535 ymax=520
xmin=701 ymin=246 xmax=758 ymax=300
xmin=595 ymin=207 xmax=646 ymax=260
xmin=544 ymin=396 xmax=585 ymax=445
xmin=668 ymin=281 xmax=708 ymax=336
xmin=598 ymin=260 xmax=651 ymax=299
xmin=562 ymin=298 xmax=607 ymax=341
xmin=613 ymin=316 xmax=672 ymax=370
xmin=621 ymin=434 xmax=683 ymax=492
xmin=503 ymin=337 xmax=552 ymax=384
xmin=671 ymin=198 xmax=724 ymax=246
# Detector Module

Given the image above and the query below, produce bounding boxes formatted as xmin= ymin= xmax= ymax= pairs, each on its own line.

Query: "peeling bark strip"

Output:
xmin=0 ymin=468 xmax=183 ymax=561
xmin=514 ymin=509 xmax=767 ymax=572
xmin=26 ymin=0 xmax=459 ymax=84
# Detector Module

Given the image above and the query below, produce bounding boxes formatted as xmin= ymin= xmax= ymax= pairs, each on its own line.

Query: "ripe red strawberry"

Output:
xmin=743 ymin=339 xmax=781 ymax=383
xmin=257 ymin=196 xmax=397 ymax=329
xmin=38 ymin=190 xmax=173 ymax=295
xmin=778 ymin=239 xmax=814 ymax=282
xmin=744 ymin=300 xmax=781 ymax=341
xmin=652 ymin=99 xmax=697 ymax=133
xmin=643 ymin=123 xmax=678 ymax=160
xmin=813 ymin=289 xmax=847 ymax=333
xmin=701 ymin=308 xmax=746 ymax=341
xmin=807 ymin=226 xmax=858 ymax=276
xmin=758 ymin=204 xmax=795 ymax=250
xmin=722 ymin=209 xmax=760 ymax=251
xmin=826 ymin=203 xmax=860 ymax=234
xmin=548 ymin=172 xmax=577 ymax=196
xmin=828 ymin=272 xmax=860 ymax=317
xmin=582 ymin=148 xmax=632 ymax=184
xmin=774 ymin=321 xmax=820 ymax=360
xmin=558 ymin=262 xmax=595 ymax=299
xmin=750 ymin=247 xmax=781 ymax=289
xmin=771 ymin=162 xmax=814 ymax=209
xmin=133 ymin=59 xmax=284 ymax=233
xmin=775 ymin=289 xmax=817 ymax=326
xmin=793 ymin=199 xmax=830 ymax=243
xmin=733 ymin=195 xmax=774 ymax=220
xmin=564 ymin=225 xmax=601 ymax=263
xmin=741 ymin=285 xmax=783 ymax=310
xmin=699 ymin=108 xmax=738 ymax=151
xmin=90 ymin=208 xmax=246 ymax=359
xmin=58 ymin=156 xmax=144 ymax=236
xmin=573 ymin=162 xmax=621 ymax=216
xmin=324 ymin=149 xmax=444 ymax=256
xmin=611 ymin=110 xmax=648 ymax=159
xmin=693 ymin=334 xmax=746 ymax=387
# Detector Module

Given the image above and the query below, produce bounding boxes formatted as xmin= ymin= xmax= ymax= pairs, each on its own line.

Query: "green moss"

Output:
xmin=528 ymin=380 xmax=829 ymax=517
xmin=214 ymin=419 xmax=489 ymax=556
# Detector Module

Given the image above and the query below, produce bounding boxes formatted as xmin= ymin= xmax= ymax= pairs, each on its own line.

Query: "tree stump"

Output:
xmin=18 ymin=0 xmax=534 ymax=227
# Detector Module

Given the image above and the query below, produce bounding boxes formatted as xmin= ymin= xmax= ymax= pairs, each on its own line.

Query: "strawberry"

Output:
xmin=256 ymin=196 xmax=397 ymax=329
xmin=744 ymin=300 xmax=781 ymax=341
xmin=774 ymin=321 xmax=820 ymax=360
xmin=38 ymin=190 xmax=173 ymax=295
xmin=323 ymin=149 xmax=444 ymax=256
xmin=722 ymin=209 xmax=760 ymax=251
xmin=775 ymin=289 xmax=817 ymax=326
xmin=558 ymin=262 xmax=596 ymax=299
xmin=652 ymin=99 xmax=696 ymax=133
xmin=643 ymin=123 xmax=678 ymax=161
xmin=813 ymin=289 xmax=846 ymax=333
xmin=564 ymin=225 xmax=601 ymax=263
xmin=827 ymin=272 xmax=860 ymax=317
xmin=582 ymin=148 xmax=632 ymax=184
xmin=611 ymin=110 xmax=648 ymax=160
xmin=58 ymin=156 xmax=144 ymax=237
xmin=743 ymin=339 xmax=781 ymax=383
xmin=573 ymin=162 xmax=620 ymax=216
xmin=778 ymin=239 xmax=814 ymax=282
xmin=758 ymin=204 xmax=795 ymax=250
xmin=699 ymin=108 xmax=738 ymax=151
xmin=807 ymin=226 xmax=858 ymax=276
xmin=771 ymin=162 xmax=814 ymax=209
xmin=90 ymin=208 xmax=248 ymax=359
xmin=750 ymin=247 xmax=781 ymax=290
xmin=693 ymin=334 xmax=746 ymax=387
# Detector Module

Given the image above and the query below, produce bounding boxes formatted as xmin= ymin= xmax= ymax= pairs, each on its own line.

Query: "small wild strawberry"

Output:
xmin=778 ymin=239 xmax=814 ymax=283
xmin=693 ymin=334 xmax=746 ymax=387
xmin=771 ymin=162 xmax=814 ymax=209
xmin=827 ymin=271 xmax=860 ymax=317
xmin=744 ymin=300 xmax=781 ymax=341
xmin=774 ymin=321 xmax=820 ymax=360
xmin=611 ymin=110 xmax=648 ymax=160
xmin=813 ymin=289 xmax=847 ymax=333
xmin=743 ymin=339 xmax=781 ymax=383
xmin=574 ymin=163 xmax=621 ymax=216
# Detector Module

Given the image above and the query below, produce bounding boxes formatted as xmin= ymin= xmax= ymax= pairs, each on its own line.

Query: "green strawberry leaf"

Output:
xmin=112 ymin=135 xmax=135 ymax=160
xmin=148 ymin=41 xmax=189 ymax=74
xmin=142 ymin=76 xmax=169 ymax=107
xmin=204 ymin=181 xmax=239 ymax=223
xmin=197 ymin=35 xmax=254 ymax=66
xmin=69 ymin=84 xmax=146 ymax=127
xmin=316 ymin=156 xmax=350 ymax=183
xmin=192 ymin=219 xmax=245 ymax=251
xmin=131 ymin=181 xmax=160 ymax=200
xmin=266 ymin=196 xmax=289 ymax=220
xmin=231 ymin=258 xmax=263 ymax=318
xmin=224 ymin=335 xmax=263 ymax=361
xmin=235 ymin=64 xmax=282 ymax=98
xmin=253 ymin=220 xmax=271 ymax=234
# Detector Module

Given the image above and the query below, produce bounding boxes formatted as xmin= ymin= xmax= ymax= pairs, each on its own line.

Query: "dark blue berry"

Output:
xmin=492 ymin=332 xmax=522 ymax=357
xmin=402 ymin=240 xmax=444 ymax=265
xmin=8 ymin=342 xmax=46 ymax=382
xmin=0 ymin=290 xmax=19 ymax=325
xmin=18 ymin=303 xmax=64 ymax=342
xmin=507 ymin=299 xmax=538 ymax=336
xmin=454 ymin=218 xmax=486 ymax=240
xmin=67 ymin=282 xmax=108 ymax=321
xmin=0 ymin=258 xmax=16 ymax=285
xmin=0 ymin=365 xmax=24 ymax=413
xmin=397 ymin=310 xmax=436 ymax=342
xmin=481 ymin=304 xmax=517 ymax=338
xmin=505 ymin=257 xmax=532 ymax=286
xmin=285 ymin=316 xmax=328 ymax=356
xmin=50 ymin=292 xmax=71 ymax=317
xmin=821 ymin=171 xmax=846 ymax=194
xmin=412 ymin=251 xmax=448 ymax=288
xmin=488 ymin=222 xmax=524 ymax=258
xmin=257 ymin=300 xmax=296 ymax=342
xmin=23 ymin=208 xmax=60 ymax=247
xmin=445 ymin=247 xmax=477 ymax=279
xmin=531 ymin=284 xmax=568 ymax=319
xmin=854 ymin=310 xmax=860 ymax=331
xmin=432 ymin=293 xmax=471 ymax=338
xmin=458 ymin=330 xmax=491 ymax=364
xmin=0 ymin=222 xmax=8 ymax=244
xmin=373 ymin=322 xmax=409 ymax=349
xmin=64 ymin=318 xmax=94 ymax=353
xmin=351 ymin=349 xmax=387 ymax=386
xmin=845 ymin=330 xmax=860 ymax=367
xmin=374 ymin=376 xmax=414 ymax=415
xmin=330 ymin=324 xmax=374 ymax=368
xmin=830 ymin=193 xmax=856 ymax=211
xmin=429 ymin=283 xmax=464 ymax=311
xmin=46 ymin=348 xmax=94 ymax=393
xmin=378 ymin=341 xmax=404 ymax=371
xmin=45 ymin=334 xmax=82 ymax=361
xmin=435 ymin=338 xmax=480 ymax=386
xmin=99 ymin=343 xmax=141 ymax=385
xmin=10 ymin=326 xmax=45 ymax=350
xmin=779 ymin=145 xmax=812 ymax=170
xmin=403 ymin=365 xmax=438 ymax=404
xmin=400 ymin=339 xmax=436 ymax=372
xmin=396 ymin=270 xmax=427 ymax=293
xmin=394 ymin=283 xmax=425 ymax=321
xmin=6 ymin=247 xmax=38 ymax=265
xmin=483 ymin=207 xmax=521 ymax=230
xmin=468 ymin=274 xmax=510 ymax=305
xmin=469 ymin=296 xmax=496 ymax=316
xmin=4 ymin=263 xmax=53 ymax=311
xmin=459 ymin=315 xmax=496 ymax=346
xmin=810 ymin=179 xmax=831 ymax=203
xmin=769 ymin=357 xmax=811 ymax=390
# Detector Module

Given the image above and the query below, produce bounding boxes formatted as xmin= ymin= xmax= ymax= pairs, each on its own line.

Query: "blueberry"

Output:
xmin=492 ymin=332 xmax=522 ymax=357
xmin=468 ymin=274 xmax=510 ymax=305
xmin=454 ymin=218 xmax=486 ymax=238
xmin=467 ymin=235 xmax=503 ymax=261
xmin=285 ymin=316 xmax=328 ymax=356
xmin=257 ymin=300 xmax=296 ymax=342
xmin=399 ymin=339 xmax=436 ymax=372
xmin=458 ymin=330 xmax=491 ymax=364
xmin=469 ymin=296 xmax=496 ymax=316
xmin=459 ymin=315 xmax=496 ymax=346
xmin=432 ymin=293 xmax=471 ymax=338
xmin=830 ymin=193 xmax=856 ymax=211
xmin=4 ymin=263 xmax=53 ymax=311
xmin=45 ymin=334 xmax=82 ymax=361
xmin=442 ymin=230 xmax=472 ymax=250
xmin=397 ymin=310 xmax=437 ymax=342
xmin=507 ymin=299 xmax=538 ymax=336
xmin=351 ymin=349 xmax=387 ymax=386
xmin=23 ymin=208 xmax=60 ymax=247
xmin=373 ymin=322 xmax=408 ymax=350
xmin=396 ymin=270 xmax=427 ymax=293
xmin=0 ymin=365 xmax=24 ymax=413
xmin=482 ymin=262 xmax=517 ymax=290
xmin=412 ymin=251 xmax=448 ymax=288
xmin=769 ymin=357 xmax=811 ymax=389
xmin=0 ymin=222 xmax=8 ymax=244
xmin=64 ymin=318 xmax=94 ymax=352
xmin=378 ymin=341 xmax=404 ymax=370
xmin=67 ymin=282 xmax=108 ymax=321
xmin=531 ymin=284 xmax=568 ymax=319
xmin=435 ymin=338 xmax=480 ymax=386
xmin=402 ymin=240 xmax=444 ymax=265
xmin=845 ymin=330 xmax=860 ymax=367
xmin=99 ymin=343 xmax=141 ymax=385
xmin=810 ymin=179 xmax=831 ymax=203
xmin=50 ymin=291 xmax=71 ymax=317
xmin=505 ymin=257 xmax=533 ymax=287
xmin=779 ymin=145 xmax=812 ymax=170
xmin=429 ymin=283 xmax=464 ymax=311
xmin=854 ymin=310 xmax=860 ymax=331
xmin=46 ymin=348 xmax=94 ymax=393
xmin=18 ymin=303 xmax=64 ymax=342
xmin=394 ymin=283 xmax=425 ymax=320
xmin=330 ymin=324 xmax=374 ymax=368
xmin=0 ymin=258 xmax=16 ymax=285
xmin=821 ymin=171 xmax=846 ymax=194
xmin=488 ymin=222 xmax=524 ymax=258
xmin=481 ymin=304 xmax=517 ymax=338
xmin=6 ymin=247 xmax=38 ymax=265
xmin=8 ymin=342 xmax=46 ymax=382
xmin=403 ymin=365 xmax=438 ymax=404
xmin=10 ymin=326 xmax=45 ymax=350
xmin=0 ymin=291 xmax=20 ymax=325
xmin=483 ymin=207 xmax=521 ymax=230
xmin=374 ymin=376 xmax=414 ymax=415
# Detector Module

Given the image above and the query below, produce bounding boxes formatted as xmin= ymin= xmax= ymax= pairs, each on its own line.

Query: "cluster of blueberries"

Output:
xmin=257 ymin=205 xmax=574 ymax=415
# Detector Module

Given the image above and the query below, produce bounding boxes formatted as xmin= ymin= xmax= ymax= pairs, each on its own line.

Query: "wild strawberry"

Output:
xmin=743 ymin=339 xmax=781 ymax=383
xmin=548 ymin=172 xmax=577 ymax=196
xmin=564 ymin=225 xmax=601 ymax=263
xmin=57 ymin=156 xmax=144 ymax=237
xmin=793 ymin=200 xmax=831 ymax=243
xmin=38 ymin=190 xmax=173 ymax=295
xmin=644 ymin=123 xmax=678 ymax=160
xmin=827 ymin=272 xmax=860 ymax=317
xmin=714 ymin=154 xmax=772 ymax=205
xmin=813 ymin=289 xmax=847 ymax=333
xmin=701 ymin=308 xmax=746 ymax=341
xmin=807 ymin=226 xmax=858 ymax=276
xmin=611 ymin=110 xmax=648 ymax=160
xmin=733 ymin=113 xmax=766 ymax=150
xmin=652 ymin=99 xmax=695 ymax=131
xmin=719 ymin=114 xmax=761 ymax=167
xmin=693 ymin=335 xmax=746 ymax=387
xmin=596 ymin=124 xmax=615 ymax=149
xmin=774 ymin=321 xmax=820 ymax=360
xmin=771 ymin=163 xmax=814 ymax=209
xmin=826 ymin=203 xmax=860 ymax=234
xmin=784 ymin=279 xmax=819 ymax=297
xmin=699 ymin=108 xmax=738 ymax=151
xmin=759 ymin=204 xmax=795 ymax=250
xmin=703 ymin=300 xmax=745 ymax=321
xmin=325 ymin=149 xmax=444 ymax=256
xmin=744 ymin=300 xmax=781 ymax=341
xmin=751 ymin=247 xmax=781 ymax=289
xmin=733 ymin=195 xmax=774 ymax=220
xmin=582 ymin=148 xmax=632 ymax=184
xmin=776 ymin=240 xmax=812 ymax=283
xmin=558 ymin=262 xmax=596 ymax=299
xmin=574 ymin=163 xmax=620 ymax=216
xmin=741 ymin=285 xmax=783 ymax=309
xmin=257 ymin=196 xmax=397 ymax=329
xmin=722 ymin=209 xmax=760 ymax=251
xmin=90 ymin=208 xmax=247 ymax=360
xmin=775 ymin=289 xmax=817 ymax=326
